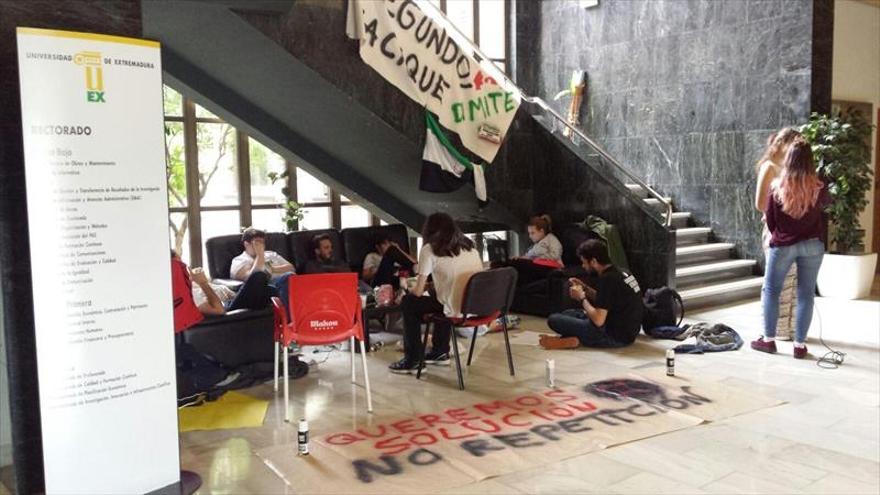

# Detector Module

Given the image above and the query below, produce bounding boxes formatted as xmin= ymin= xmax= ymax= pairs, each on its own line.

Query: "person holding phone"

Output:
xmin=541 ymin=239 xmax=642 ymax=349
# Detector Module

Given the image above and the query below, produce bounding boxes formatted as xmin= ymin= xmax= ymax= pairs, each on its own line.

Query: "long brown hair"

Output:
xmin=755 ymin=127 xmax=801 ymax=172
xmin=421 ymin=212 xmax=474 ymax=257
xmin=772 ymin=139 xmax=823 ymax=219
xmin=528 ymin=214 xmax=552 ymax=234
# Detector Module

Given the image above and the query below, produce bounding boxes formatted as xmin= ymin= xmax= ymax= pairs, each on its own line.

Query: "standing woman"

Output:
xmin=754 ymin=128 xmax=801 ymax=340
xmin=752 ymin=138 xmax=830 ymax=358
xmin=389 ymin=212 xmax=484 ymax=373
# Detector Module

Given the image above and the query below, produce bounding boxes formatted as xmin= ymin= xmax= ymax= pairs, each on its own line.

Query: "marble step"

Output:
xmin=643 ymin=197 xmax=674 ymax=211
xmin=676 ymin=242 xmax=735 ymax=264
xmin=676 ymin=259 xmax=758 ymax=288
xmin=675 ymin=227 xmax=712 ymax=245
xmin=625 ymin=183 xmax=649 ymax=198
xmin=678 ymin=276 xmax=764 ymax=309
xmin=664 ymin=211 xmax=691 ymax=228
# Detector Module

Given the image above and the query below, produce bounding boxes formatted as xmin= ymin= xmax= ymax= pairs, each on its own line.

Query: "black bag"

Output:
xmin=642 ymin=287 xmax=684 ymax=333
xmin=176 ymin=342 xmax=229 ymax=405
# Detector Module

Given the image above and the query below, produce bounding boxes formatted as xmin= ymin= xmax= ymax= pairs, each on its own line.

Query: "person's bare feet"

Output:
xmin=539 ymin=335 xmax=580 ymax=349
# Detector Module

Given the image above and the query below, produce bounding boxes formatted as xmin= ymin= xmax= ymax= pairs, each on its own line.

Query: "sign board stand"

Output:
xmin=16 ymin=27 xmax=184 ymax=494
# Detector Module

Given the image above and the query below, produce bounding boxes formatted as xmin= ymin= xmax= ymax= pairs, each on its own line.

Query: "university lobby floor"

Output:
xmin=178 ymin=279 xmax=880 ymax=495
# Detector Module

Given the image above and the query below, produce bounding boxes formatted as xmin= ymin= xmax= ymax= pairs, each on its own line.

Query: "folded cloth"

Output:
xmin=673 ymin=322 xmax=742 ymax=354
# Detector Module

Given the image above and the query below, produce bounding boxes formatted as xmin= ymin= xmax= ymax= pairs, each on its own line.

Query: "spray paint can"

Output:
xmin=298 ymin=418 xmax=309 ymax=456
xmin=545 ymin=358 xmax=556 ymax=388
xmin=666 ymin=349 xmax=675 ymax=377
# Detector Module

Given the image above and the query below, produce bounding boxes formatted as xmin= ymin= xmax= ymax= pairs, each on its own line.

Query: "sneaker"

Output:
xmin=793 ymin=345 xmax=808 ymax=359
xmin=539 ymin=336 xmax=580 ymax=350
xmin=750 ymin=337 xmax=777 ymax=354
xmin=424 ymin=350 xmax=450 ymax=365
xmin=388 ymin=358 xmax=425 ymax=374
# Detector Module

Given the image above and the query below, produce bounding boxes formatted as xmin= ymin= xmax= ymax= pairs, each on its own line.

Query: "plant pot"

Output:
xmin=816 ymin=252 xmax=878 ymax=300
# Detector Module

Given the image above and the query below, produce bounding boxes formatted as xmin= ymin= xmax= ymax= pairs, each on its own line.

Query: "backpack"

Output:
xmin=176 ymin=342 xmax=229 ymax=405
xmin=642 ymin=287 xmax=684 ymax=333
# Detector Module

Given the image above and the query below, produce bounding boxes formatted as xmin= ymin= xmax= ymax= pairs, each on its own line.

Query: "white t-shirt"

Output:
xmin=229 ymin=250 xmax=292 ymax=281
xmin=524 ymin=233 xmax=563 ymax=263
xmin=363 ymin=252 xmax=382 ymax=272
xmin=192 ymin=283 xmax=236 ymax=308
xmin=418 ymin=244 xmax=483 ymax=317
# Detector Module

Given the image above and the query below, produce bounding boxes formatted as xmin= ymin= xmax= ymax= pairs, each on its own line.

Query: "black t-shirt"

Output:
xmin=592 ymin=266 xmax=643 ymax=344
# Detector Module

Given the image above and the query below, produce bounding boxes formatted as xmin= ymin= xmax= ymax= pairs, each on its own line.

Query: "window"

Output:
xmin=427 ymin=0 xmax=509 ymax=74
xmin=163 ymin=87 xmax=380 ymax=267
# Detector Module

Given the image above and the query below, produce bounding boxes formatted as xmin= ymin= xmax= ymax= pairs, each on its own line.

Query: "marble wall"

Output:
xmin=515 ymin=0 xmax=834 ymax=265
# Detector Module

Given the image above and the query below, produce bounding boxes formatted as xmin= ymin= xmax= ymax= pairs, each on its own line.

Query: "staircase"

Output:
xmin=626 ymin=184 xmax=763 ymax=309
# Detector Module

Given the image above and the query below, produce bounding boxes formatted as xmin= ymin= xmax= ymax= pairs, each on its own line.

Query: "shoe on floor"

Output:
xmin=750 ymin=337 xmax=777 ymax=354
xmin=388 ymin=358 xmax=425 ymax=374
xmin=424 ymin=350 xmax=450 ymax=365
xmin=540 ymin=336 xmax=580 ymax=350
xmin=793 ymin=345 xmax=808 ymax=359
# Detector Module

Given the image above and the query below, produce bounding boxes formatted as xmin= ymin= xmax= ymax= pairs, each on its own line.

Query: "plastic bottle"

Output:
xmin=298 ymin=418 xmax=309 ymax=455
xmin=666 ymin=349 xmax=675 ymax=377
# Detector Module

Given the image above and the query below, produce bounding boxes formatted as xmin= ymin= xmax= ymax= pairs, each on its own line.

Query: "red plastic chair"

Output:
xmin=271 ymin=273 xmax=372 ymax=422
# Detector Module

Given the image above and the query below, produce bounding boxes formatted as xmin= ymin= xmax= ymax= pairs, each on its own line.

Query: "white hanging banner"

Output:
xmin=346 ymin=0 xmax=521 ymax=163
xmin=16 ymin=28 xmax=179 ymax=494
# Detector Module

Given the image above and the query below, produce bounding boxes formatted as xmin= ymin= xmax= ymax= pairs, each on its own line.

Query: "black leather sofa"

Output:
xmin=510 ymin=224 xmax=598 ymax=317
xmin=183 ymin=224 xmax=410 ymax=366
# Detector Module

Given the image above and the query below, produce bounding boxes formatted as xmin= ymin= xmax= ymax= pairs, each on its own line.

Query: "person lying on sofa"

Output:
xmin=173 ymin=251 xmax=271 ymax=316
xmin=540 ymin=239 xmax=642 ymax=349
xmin=362 ymin=233 xmax=417 ymax=289
xmin=230 ymin=227 xmax=295 ymax=312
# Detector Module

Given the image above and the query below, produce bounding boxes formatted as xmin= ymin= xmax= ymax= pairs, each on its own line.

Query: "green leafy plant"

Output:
xmin=268 ymin=170 xmax=305 ymax=231
xmin=799 ymin=110 xmax=874 ymax=254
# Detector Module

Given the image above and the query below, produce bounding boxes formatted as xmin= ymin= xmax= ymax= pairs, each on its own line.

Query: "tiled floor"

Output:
xmin=179 ymin=280 xmax=880 ymax=494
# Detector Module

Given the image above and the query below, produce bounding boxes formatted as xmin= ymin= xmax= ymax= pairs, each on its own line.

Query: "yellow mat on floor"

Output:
xmin=178 ymin=391 xmax=269 ymax=432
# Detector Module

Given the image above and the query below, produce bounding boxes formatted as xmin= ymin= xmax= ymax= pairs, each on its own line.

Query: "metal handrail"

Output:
xmin=419 ymin=0 xmax=673 ymax=227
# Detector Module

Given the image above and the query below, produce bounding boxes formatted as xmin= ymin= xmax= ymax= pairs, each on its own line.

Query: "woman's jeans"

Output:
xmin=762 ymin=238 xmax=824 ymax=343
xmin=547 ymin=309 xmax=625 ymax=348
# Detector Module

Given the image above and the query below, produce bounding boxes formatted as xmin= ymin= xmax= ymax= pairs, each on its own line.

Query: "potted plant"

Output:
xmin=268 ymin=170 xmax=305 ymax=231
xmin=799 ymin=110 xmax=876 ymax=299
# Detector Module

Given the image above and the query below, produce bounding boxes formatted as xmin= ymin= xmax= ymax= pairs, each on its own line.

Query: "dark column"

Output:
xmin=811 ymin=0 xmax=835 ymax=115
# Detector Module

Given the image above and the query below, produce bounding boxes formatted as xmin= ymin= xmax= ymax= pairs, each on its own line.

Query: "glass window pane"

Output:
xmin=446 ymin=0 xmax=474 ymax=41
xmin=249 ymin=138 xmax=287 ymax=205
xmin=251 ymin=208 xmax=288 ymax=233
xmin=165 ymin=122 xmax=186 ymax=208
xmin=296 ymin=168 xmax=330 ymax=204
xmin=479 ymin=0 xmax=505 ymax=59
xmin=491 ymin=60 xmax=506 ymax=74
xmin=300 ymin=207 xmax=331 ymax=231
xmin=197 ymin=123 xmax=238 ymax=207
xmin=342 ymin=205 xmax=371 ymax=229
xmin=195 ymin=104 xmax=219 ymax=120
xmin=163 ymin=85 xmax=182 ymax=117
xmin=169 ymin=212 xmax=190 ymax=265
xmin=199 ymin=210 xmax=241 ymax=272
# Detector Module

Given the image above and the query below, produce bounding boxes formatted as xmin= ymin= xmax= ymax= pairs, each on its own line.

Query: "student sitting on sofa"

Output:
xmin=493 ymin=214 xmax=564 ymax=287
xmin=302 ymin=233 xmax=350 ymax=274
xmin=540 ymin=239 xmax=642 ymax=349
xmin=229 ymin=227 xmax=295 ymax=312
xmin=362 ymin=233 xmax=417 ymax=289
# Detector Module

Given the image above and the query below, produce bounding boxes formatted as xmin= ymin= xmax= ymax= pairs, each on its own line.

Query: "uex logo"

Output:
xmin=74 ymin=51 xmax=105 ymax=103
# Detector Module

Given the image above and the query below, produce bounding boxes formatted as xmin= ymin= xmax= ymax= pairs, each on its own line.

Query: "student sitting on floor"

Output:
xmin=362 ymin=233 xmax=417 ymax=289
xmin=541 ymin=239 xmax=642 ymax=349
xmin=389 ymin=212 xmax=483 ymax=373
